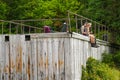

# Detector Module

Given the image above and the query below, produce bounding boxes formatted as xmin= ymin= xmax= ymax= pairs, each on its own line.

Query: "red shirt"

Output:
xmin=44 ymin=26 xmax=50 ymax=33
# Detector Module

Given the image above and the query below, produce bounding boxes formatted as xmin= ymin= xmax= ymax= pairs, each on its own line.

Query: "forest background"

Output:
xmin=0 ymin=0 xmax=120 ymax=44
xmin=0 ymin=0 xmax=120 ymax=79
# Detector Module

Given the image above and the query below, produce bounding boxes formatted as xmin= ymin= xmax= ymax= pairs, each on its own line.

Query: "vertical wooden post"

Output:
xmin=23 ymin=26 xmax=24 ymax=34
xmin=16 ymin=24 xmax=18 ymax=34
xmin=80 ymin=18 xmax=83 ymax=33
xmin=106 ymin=26 xmax=108 ymax=41
xmin=34 ymin=28 xmax=36 ymax=33
xmin=68 ymin=11 xmax=71 ymax=32
xmin=9 ymin=23 xmax=11 ymax=34
xmin=29 ymin=27 xmax=31 ymax=34
xmin=94 ymin=22 xmax=96 ymax=36
xmin=98 ymin=24 xmax=100 ymax=39
xmin=21 ymin=22 xmax=23 ymax=34
xmin=2 ymin=22 xmax=4 ymax=34
xmin=75 ymin=15 xmax=78 ymax=33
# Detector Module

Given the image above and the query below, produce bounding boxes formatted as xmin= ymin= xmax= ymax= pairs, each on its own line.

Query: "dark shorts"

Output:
xmin=83 ymin=34 xmax=89 ymax=36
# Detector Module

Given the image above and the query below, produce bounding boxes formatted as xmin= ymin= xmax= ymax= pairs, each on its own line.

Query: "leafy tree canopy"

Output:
xmin=0 ymin=0 xmax=120 ymax=42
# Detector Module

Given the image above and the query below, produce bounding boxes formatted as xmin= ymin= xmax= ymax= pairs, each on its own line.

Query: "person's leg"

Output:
xmin=89 ymin=35 xmax=95 ymax=43
xmin=89 ymin=34 xmax=99 ymax=47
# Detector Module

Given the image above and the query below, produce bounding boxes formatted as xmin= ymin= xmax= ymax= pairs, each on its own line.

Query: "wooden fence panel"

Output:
xmin=58 ymin=38 xmax=65 ymax=80
xmin=37 ymin=38 xmax=44 ymax=80
xmin=42 ymin=38 xmax=47 ymax=80
xmin=0 ymin=33 xmax=110 ymax=80
xmin=54 ymin=38 xmax=59 ymax=80
xmin=4 ymin=37 xmax=10 ymax=80
xmin=31 ymin=38 xmax=37 ymax=80
xmin=70 ymin=38 xmax=75 ymax=80
xmin=75 ymin=39 xmax=80 ymax=79
xmin=74 ymin=39 xmax=78 ymax=80
xmin=64 ymin=38 xmax=71 ymax=80
xmin=17 ymin=35 xmax=24 ymax=80
xmin=37 ymin=38 xmax=41 ymax=80
xmin=26 ymin=40 xmax=32 ymax=80
xmin=47 ymin=38 xmax=53 ymax=80
xmin=21 ymin=35 xmax=27 ymax=80
xmin=9 ymin=35 xmax=17 ymax=80
xmin=52 ymin=39 xmax=58 ymax=80
xmin=0 ymin=36 xmax=6 ymax=80
xmin=45 ymin=39 xmax=49 ymax=80
xmin=81 ymin=40 xmax=84 ymax=66
xmin=78 ymin=40 xmax=82 ymax=79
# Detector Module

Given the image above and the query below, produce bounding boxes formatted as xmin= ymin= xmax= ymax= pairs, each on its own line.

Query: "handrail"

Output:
xmin=67 ymin=11 xmax=109 ymax=41
xmin=67 ymin=11 xmax=106 ymax=27
xmin=0 ymin=11 xmax=109 ymax=42
xmin=0 ymin=20 xmax=42 ymax=29
xmin=0 ymin=20 xmax=42 ymax=34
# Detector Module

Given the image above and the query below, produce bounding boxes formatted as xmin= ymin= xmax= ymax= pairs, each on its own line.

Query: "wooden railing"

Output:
xmin=67 ymin=11 xmax=109 ymax=41
xmin=0 ymin=20 xmax=42 ymax=34
xmin=0 ymin=11 xmax=110 ymax=41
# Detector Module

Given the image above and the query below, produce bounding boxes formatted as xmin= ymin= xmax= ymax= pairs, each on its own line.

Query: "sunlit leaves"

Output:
xmin=0 ymin=1 xmax=9 ymax=19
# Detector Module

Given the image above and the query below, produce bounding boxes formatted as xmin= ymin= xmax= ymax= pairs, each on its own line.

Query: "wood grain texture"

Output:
xmin=0 ymin=32 xmax=109 ymax=80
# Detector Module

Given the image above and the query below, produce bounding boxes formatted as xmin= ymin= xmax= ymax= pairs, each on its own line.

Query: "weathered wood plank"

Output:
xmin=22 ymin=35 xmax=27 ymax=80
xmin=37 ymin=38 xmax=44 ymax=80
xmin=55 ymin=38 xmax=59 ymax=80
xmin=47 ymin=38 xmax=53 ymax=80
xmin=52 ymin=38 xmax=59 ymax=80
xmin=31 ymin=37 xmax=37 ymax=80
xmin=42 ymin=38 xmax=47 ymax=80
xmin=64 ymin=38 xmax=71 ymax=80
xmin=83 ymin=41 xmax=87 ymax=67
xmin=74 ymin=39 xmax=77 ymax=79
xmin=70 ymin=38 xmax=74 ymax=80
xmin=58 ymin=38 xmax=65 ymax=80
xmin=0 ymin=33 xmax=110 ymax=80
xmin=25 ymin=40 xmax=28 ymax=80
xmin=45 ymin=39 xmax=49 ymax=80
xmin=37 ymin=38 xmax=41 ymax=80
xmin=9 ymin=35 xmax=17 ymax=80
xmin=15 ymin=35 xmax=24 ymax=80
xmin=1 ymin=36 xmax=8 ymax=80
xmin=26 ymin=40 xmax=31 ymax=80
xmin=78 ymin=40 xmax=82 ymax=79
xmin=75 ymin=39 xmax=80 ymax=79
xmin=4 ymin=36 xmax=10 ymax=80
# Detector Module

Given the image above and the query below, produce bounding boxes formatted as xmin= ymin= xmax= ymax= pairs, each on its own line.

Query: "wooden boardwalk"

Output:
xmin=0 ymin=32 xmax=109 ymax=80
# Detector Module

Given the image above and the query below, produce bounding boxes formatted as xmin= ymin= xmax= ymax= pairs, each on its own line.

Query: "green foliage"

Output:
xmin=0 ymin=0 xmax=120 ymax=44
xmin=95 ymin=31 xmax=108 ymax=40
xmin=77 ymin=0 xmax=120 ymax=44
xmin=113 ymin=51 xmax=120 ymax=69
xmin=102 ymin=51 xmax=120 ymax=70
xmin=1 ymin=0 xmax=80 ymax=20
xmin=102 ymin=53 xmax=115 ymax=67
xmin=82 ymin=57 xmax=120 ymax=80
xmin=0 ymin=1 xmax=9 ymax=19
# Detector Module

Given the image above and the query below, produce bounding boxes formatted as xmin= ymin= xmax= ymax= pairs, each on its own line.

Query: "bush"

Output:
xmin=82 ymin=57 xmax=120 ymax=80
xmin=102 ymin=53 xmax=115 ymax=67
xmin=113 ymin=51 xmax=120 ymax=69
xmin=102 ymin=51 xmax=120 ymax=70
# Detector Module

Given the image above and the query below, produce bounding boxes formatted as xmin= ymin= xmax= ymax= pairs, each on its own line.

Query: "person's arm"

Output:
xmin=88 ymin=27 xmax=93 ymax=34
xmin=81 ymin=26 xmax=84 ymax=34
